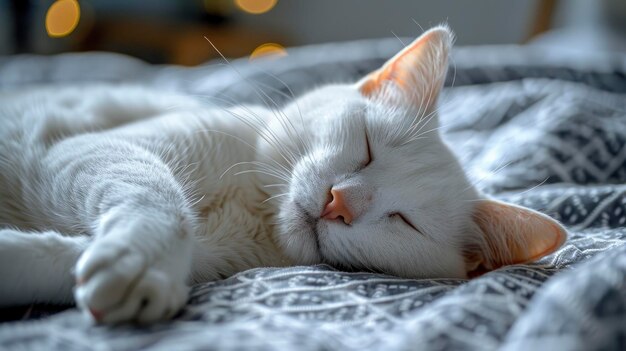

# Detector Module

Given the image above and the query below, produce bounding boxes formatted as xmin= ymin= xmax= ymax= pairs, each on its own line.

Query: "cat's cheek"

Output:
xmin=276 ymin=225 xmax=322 ymax=265
xmin=275 ymin=212 xmax=322 ymax=265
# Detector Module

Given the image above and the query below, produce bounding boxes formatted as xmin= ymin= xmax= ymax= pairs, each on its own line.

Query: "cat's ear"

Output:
xmin=357 ymin=25 xmax=453 ymax=112
xmin=465 ymin=199 xmax=567 ymax=275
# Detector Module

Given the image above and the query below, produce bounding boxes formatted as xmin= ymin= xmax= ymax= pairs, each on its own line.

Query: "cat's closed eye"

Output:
xmin=389 ymin=213 xmax=421 ymax=233
xmin=363 ymin=130 xmax=373 ymax=167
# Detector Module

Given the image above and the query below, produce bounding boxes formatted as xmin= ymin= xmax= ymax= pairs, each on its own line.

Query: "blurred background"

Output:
xmin=1 ymin=0 xmax=626 ymax=65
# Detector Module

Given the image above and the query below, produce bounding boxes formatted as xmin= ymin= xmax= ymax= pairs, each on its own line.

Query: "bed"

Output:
xmin=1 ymin=39 xmax=625 ymax=350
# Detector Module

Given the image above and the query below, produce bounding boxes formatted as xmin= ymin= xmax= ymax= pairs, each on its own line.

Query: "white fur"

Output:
xmin=0 ymin=27 xmax=499 ymax=324
xmin=268 ymin=85 xmax=479 ymax=278
xmin=0 ymin=86 xmax=288 ymax=323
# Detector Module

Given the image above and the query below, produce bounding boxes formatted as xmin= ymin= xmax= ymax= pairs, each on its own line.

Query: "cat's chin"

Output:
xmin=276 ymin=201 xmax=324 ymax=266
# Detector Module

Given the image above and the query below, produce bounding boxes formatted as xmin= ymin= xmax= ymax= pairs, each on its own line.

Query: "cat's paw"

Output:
xmin=74 ymin=242 xmax=189 ymax=325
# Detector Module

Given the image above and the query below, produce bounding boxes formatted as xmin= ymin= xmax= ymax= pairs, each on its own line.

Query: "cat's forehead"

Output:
xmin=291 ymin=85 xmax=366 ymax=114
xmin=290 ymin=84 xmax=415 ymax=129
xmin=371 ymin=144 xmax=456 ymax=185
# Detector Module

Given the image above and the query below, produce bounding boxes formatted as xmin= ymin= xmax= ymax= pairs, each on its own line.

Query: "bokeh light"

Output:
xmin=46 ymin=0 xmax=81 ymax=38
xmin=235 ymin=0 xmax=277 ymax=15
xmin=250 ymin=43 xmax=287 ymax=60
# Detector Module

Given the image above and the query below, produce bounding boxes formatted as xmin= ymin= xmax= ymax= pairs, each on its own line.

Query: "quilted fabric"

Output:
xmin=0 ymin=41 xmax=625 ymax=350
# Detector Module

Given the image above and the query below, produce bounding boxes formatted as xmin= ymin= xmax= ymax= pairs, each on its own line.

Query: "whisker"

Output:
xmin=464 ymin=160 xmax=514 ymax=192
xmin=507 ymin=177 xmax=550 ymax=198
xmin=264 ymin=183 xmax=288 ymax=188
xmin=411 ymin=18 xmax=425 ymax=33
xmin=262 ymin=192 xmax=290 ymax=204
xmin=203 ymin=37 xmax=303 ymax=167
xmin=463 ymin=177 xmax=550 ymax=203
xmin=189 ymin=194 xmax=207 ymax=207
xmin=390 ymin=30 xmax=407 ymax=46
xmin=221 ymin=161 xmax=289 ymax=182
xmin=190 ymin=95 xmax=299 ymax=168
xmin=254 ymin=77 xmax=313 ymax=159
xmin=233 ymin=169 xmax=290 ymax=182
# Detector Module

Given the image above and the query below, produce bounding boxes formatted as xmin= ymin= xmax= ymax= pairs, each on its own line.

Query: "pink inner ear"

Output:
xmin=359 ymin=30 xmax=435 ymax=97
xmin=472 ymin=200 xmax=567 ymax=270
xmin=357 ymin=26 xmax=452 ymax=108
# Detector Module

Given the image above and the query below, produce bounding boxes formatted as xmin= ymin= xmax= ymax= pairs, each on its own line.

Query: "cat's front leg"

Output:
xmin=74 ymin=204 xmax=194 ymax=324
xmin=41 ymin=137 xmax=198 ymax=324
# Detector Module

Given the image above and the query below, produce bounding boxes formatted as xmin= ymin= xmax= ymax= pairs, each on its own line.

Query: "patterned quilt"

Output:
xmin=0 ymin=40 xmax=625 ymax=350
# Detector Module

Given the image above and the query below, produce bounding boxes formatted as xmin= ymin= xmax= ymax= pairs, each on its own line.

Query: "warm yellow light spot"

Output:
xmin=250 ymin=43 xmax=287 ymax=61
xmin=234 ymin=0 xmax=277 ymax=14
xmin=46 ymin=0 xmax=81 ymax=38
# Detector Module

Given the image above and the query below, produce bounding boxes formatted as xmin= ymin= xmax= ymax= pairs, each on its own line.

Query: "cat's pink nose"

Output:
xmin=321 ymin=189 xmax=354 ymax=225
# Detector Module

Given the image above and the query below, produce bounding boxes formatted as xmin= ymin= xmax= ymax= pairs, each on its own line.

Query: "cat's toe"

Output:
xmin=100 ymin=269 xmax=188 ymax=325
xmin=75 ymin=243 xmax=144 ymax=290
xmin=74 ymin=242 xmax=187 ymax=325
xmin=131 ymin=270 xmax=188 ymax=325
xmin=73 ymin=244 xmax=142 ymax=321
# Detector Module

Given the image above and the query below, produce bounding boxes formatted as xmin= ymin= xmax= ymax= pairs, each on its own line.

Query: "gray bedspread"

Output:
xmin=1 ymin=40 xmax=625 ymax=350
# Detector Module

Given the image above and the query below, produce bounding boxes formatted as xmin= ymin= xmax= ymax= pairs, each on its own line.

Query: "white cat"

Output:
xmin=0 ymin=26 xmax=566 ymax=324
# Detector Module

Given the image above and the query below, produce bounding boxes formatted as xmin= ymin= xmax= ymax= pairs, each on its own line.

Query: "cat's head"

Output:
xmin=258 ymin=26 xmax=566 ymax=278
